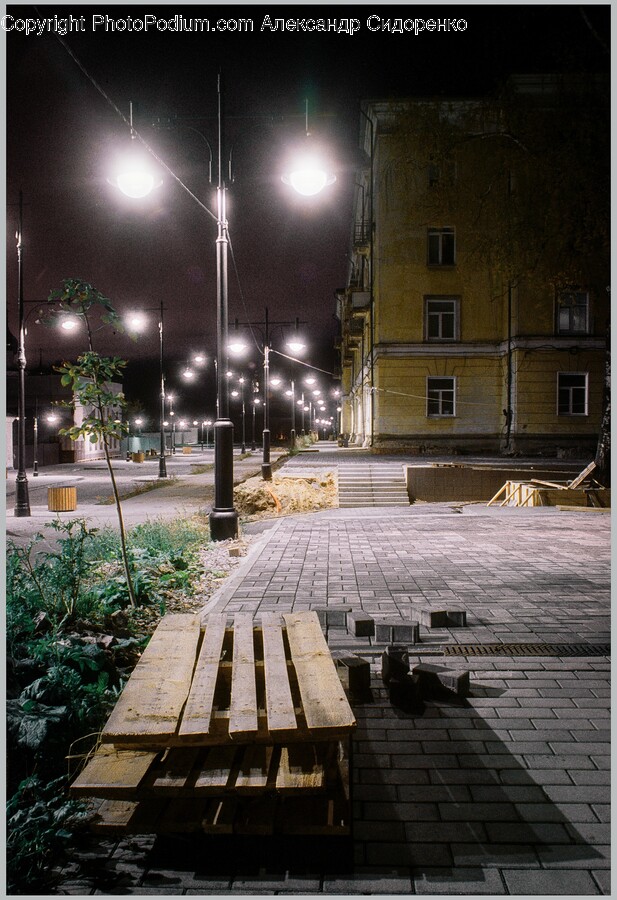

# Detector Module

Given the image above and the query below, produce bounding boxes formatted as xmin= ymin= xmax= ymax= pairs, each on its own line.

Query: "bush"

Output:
xmin=5 ymin=513 xmax=212 ymax=893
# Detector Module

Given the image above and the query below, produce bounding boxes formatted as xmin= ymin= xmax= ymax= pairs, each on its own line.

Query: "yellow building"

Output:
xmin=338 ymin=76 xmax=610 ymax=456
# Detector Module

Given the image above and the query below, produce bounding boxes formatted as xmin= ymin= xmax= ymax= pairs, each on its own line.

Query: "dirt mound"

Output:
xmin=234 ymin=471 xmax=337 ymax=519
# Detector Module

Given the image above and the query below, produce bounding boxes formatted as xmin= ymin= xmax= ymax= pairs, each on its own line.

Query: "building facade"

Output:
xmin=338 ymin=76 xmax=610 ymax=456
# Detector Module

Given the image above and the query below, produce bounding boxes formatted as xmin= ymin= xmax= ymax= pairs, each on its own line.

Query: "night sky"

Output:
xmin=5 ymin=2 xmax=610 ymax=422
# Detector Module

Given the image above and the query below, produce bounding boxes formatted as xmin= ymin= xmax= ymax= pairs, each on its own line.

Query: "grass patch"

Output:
xmin=6 ymin=515 xmax=212 ymax=893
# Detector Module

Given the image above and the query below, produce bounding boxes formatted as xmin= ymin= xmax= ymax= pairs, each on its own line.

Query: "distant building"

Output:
xmin=338 ymin=75 xmax=610 ymax=455
xmin=6 ymin=369 xmax=123 ymax=467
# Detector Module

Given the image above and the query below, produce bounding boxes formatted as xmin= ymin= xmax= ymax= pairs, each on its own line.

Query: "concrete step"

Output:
xmin=337 ymin=463 xmax=409 ymax=508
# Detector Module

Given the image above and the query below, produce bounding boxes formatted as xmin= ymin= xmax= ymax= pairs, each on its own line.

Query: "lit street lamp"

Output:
xmin=14 ymin=193 xmax=30 ymax=515
xmin=114 ymin=83 xmax=335 ymax=537
xmin=126 ymin=301 xmax=168 ymax=478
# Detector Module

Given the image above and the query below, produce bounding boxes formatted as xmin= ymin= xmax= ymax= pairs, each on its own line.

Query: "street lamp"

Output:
xmin=126 ymin=301 xmax=168 ymax=478
xmin=114 ymin=81 xmax=335 ymax=537
xmin=14 ymin=193 xmax=30 ymax=515
xmin=230 ymin=308 xmax=306 ymax=479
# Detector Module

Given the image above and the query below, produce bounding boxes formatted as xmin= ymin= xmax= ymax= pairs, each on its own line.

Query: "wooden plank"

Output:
xmin=234 ymin=744 xmax=275 ymax=793
xmin=276 ymin=744 xmax=324 ymax=792
xmin=569 ymin=460 xmax=596 ymax=489
xmin=278 ymin=796 xmax=350 ymax=836
xmin=156 ymin=798 xmax=208 ymax=833
xmin=530 ymin=478 xmax=568 ymax=490
xmin=147 ymin=747 xmax=202 ymax=795
xmin=194 ymin=745 xmax=238 ymax=793
xmin=91 ymin=799 xmax=164 ymax=834
xmin=91 ymin=799 xmax=139 ymax=831
xmin=228 ymin=613 xmax=258 ymax=738
xmin=177 ymin=614 xmax=228 ymax=741
xmin=283 ymin=612 xmax=356 ymax=735
xmin=102 ymin=614 xmax=201 ymax=745
xmin=261 ymin=612 xmax=297 ymax=736
xmin=201 ymin=798 xmax=237 ymax=834
xmin=487 ymin=483 xmax=507 ymax=506
xmin=556 ymin=505 xmax=610 ymax=512
xmin=70 ymin=744 xmax=157 ymax=798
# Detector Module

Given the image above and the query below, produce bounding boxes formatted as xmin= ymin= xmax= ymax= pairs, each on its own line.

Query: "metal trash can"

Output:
xmin=48 ymin=486 xmax=77 ymax=512
xmin=132 ymin=451 xmax=145 ymax=463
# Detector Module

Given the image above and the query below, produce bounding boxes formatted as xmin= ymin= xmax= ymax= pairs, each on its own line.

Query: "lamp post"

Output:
xmin=208 ymin=75 xmax=239 ymax=540
xmin=14 ymin=193 xmax=31 ymax=515
xmin=126 ymin=302 xmax=168 ymax=478
xmin=113 ymin=84 xmax=335 ymax=538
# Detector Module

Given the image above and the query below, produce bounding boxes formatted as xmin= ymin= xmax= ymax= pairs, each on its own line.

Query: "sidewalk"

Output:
xmin=5 ymin=447 xmax=288 ymax=544
xmin=12 ymin=448 xmax=611 ymax=895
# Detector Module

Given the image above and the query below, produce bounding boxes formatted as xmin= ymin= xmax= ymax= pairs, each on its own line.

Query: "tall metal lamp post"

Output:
xmin=113 ymin=82 xmax=336 ymax=538
xmin=209 ymin=74 xmax=239 ymax=540
xmin=14 ymin=192 xmax=31 ymax=516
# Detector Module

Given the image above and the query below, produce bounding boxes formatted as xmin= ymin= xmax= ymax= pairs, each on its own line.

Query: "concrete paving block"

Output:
xmin=447 ymin=609 xmax=467 ymax=627
xmin=419 ymin=609 xmax=449 ymax=628
xmin=413 ymin=662 xmax=470 ymax=698
xmin=332 ymin=652 xmax=372 ymax=696
xmin=375 ymin=620 xmax=420 ymax=643
xmin=314 ymin=605 xmax=352 ymax=627
xmin=381 ymin=645 xmax=410 ymax=683
xmin=419 ymin=608 xmax=467 ymax=628
xmin=388 ymin=673 xmax=424 ymax=714
xmin=347 ymin=611 xmax=375 ymax=637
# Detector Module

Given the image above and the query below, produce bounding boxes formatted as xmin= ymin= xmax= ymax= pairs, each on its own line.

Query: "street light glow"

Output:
xmin=60 ymin=316 xmax=80 ymax=331
xmin=282 ymin=156 xmax=336 ymax=196
xmin=113 ymin=153 xmax=161 ymax=199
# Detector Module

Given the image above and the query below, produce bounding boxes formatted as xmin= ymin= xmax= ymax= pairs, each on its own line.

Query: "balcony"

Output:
xmin=350 ymin=290 xmax=371 ymax=313
xmin=353 ymin=222 xmax=370 ymax=254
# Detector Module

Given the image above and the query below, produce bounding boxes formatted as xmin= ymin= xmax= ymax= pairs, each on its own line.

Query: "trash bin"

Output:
xmin=132 ymin=452 xmax=145 ymax=463
xmin=182 ymin=446 xmax=192 ymax=455
xmin=48 ymin=486 xmax=77 ymax=512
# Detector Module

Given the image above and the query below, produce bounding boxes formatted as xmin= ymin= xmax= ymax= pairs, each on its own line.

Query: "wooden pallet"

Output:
xmin=72 ymin=611 xmax=356 ymax=836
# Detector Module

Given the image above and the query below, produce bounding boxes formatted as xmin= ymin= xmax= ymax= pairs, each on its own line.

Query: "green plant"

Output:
xmin=6 ymin=775 xmax=89 ymax=894
xmin=7 ymin=519 xmax=101 ymax=630
xmin=45 ymin=278 xmax=137 ymax=605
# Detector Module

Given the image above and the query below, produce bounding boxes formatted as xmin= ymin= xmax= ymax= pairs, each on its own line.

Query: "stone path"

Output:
xmin=50 ymin=489 xmax=611 ymax=895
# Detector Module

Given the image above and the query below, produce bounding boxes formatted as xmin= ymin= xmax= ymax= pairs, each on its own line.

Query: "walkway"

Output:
xmin=46 ymin=449 xmax=610 ymax=895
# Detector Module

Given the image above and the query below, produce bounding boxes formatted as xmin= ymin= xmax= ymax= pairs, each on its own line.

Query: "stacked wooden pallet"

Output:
xmin=71 ymin=611 xmax=356 ymax=836
xmin=487 ymin=461 xmax=609 ymax=509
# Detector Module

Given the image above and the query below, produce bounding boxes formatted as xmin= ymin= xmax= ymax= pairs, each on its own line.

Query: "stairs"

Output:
xmin=337 ymin=462 xmax=410 ymax=508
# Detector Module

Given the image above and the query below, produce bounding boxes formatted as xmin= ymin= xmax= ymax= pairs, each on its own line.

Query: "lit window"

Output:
xmin=427 ymin=227 xmax=456 ymax=265
xmin=557 ymin=291 xmax=589 ymax=334
xmin=427 ymin=376 xmax=456 ymax=417
xmin=557 ymin=373 xmax=588 ymax=416
xmin=425 ymin=297 xmax=460 ymax=341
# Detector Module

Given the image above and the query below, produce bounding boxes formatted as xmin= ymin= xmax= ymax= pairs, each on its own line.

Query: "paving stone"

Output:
xmin=413 ymin=866 xmax=506 ymax=894
xmin=412 ymin=662 xmax=470 ymax=698
xmin=502 ymin=868 xmax=599 ymax=894
xmin=332 ymin=652 xmax=371 ymax=696
xmin=346 ymin=611 xmax=375 ymax=637
xmin=381 ymin=644 xmax=410 ymax=682
xmin=375 ymin=619 xmax=420 ymax=643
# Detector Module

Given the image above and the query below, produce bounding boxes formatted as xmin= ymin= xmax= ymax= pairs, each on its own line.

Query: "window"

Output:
xmin=427 ymin=227 xmax=455 ymax=265
xmin=427 ymin=376 xmax=455 ymax=417
xmin=558 ymin=373 xmax=588 ymax=416
xmin=557 ymin=291 xmax=590 ymax=334
xmin=425 ymin=296 xmax=460 ymax=341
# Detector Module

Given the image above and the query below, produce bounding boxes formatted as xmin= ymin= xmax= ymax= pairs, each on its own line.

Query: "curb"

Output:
xmin=199 ymin=518 xmax=283 ymax=622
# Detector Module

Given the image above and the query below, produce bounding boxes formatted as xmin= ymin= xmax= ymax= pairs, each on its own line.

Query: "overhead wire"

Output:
xmin=52 ymin=29 xmax=217 ymax=223
xmin=52 ymin=28 xmax=338 ymax=386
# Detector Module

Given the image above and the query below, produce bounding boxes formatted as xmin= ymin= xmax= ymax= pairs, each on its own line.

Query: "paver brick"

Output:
xmin=375 ymin=620 xmax=420 ymax=643
xmin=346 ymin=611 xmax=375 ymax=637
xmin=502 ymin=868 xmax=599 ymax=894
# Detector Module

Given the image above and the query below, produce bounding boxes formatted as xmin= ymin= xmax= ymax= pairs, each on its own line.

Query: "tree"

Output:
xmin=44 ymin=278 xmax=137 ymax=607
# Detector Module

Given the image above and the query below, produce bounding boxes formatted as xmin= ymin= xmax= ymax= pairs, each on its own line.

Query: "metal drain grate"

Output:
xmin=443 ymin=643 xmax=610 ymax=657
